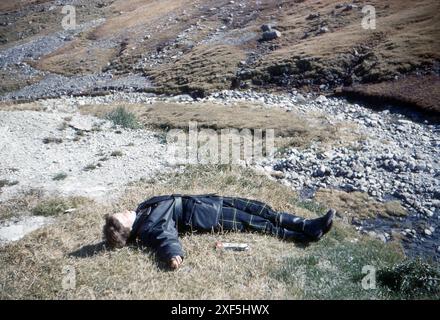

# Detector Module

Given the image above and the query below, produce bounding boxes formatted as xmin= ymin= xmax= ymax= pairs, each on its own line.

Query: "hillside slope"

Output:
xmin=0 ymin=0 xmax=439 ymax=113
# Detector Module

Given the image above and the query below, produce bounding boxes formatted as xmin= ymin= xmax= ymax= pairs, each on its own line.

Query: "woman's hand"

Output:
xmin=169 ymin=256 xmax=183 ymax=270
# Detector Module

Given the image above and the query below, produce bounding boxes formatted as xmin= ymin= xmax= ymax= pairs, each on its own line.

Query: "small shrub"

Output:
xmin=83 ymin=164 xmax=97 ymax=171
xmin=52 ymin=173 xmax=67 ymax=181
xmin=105 ymin=107 xmax=140 ymax=129
xmin=43 ymin=137 xmax=63 ymax=144
xmin=0 ymin=179 xmax=19 ymax=189
xmin=32 ymin=199 xmax=70 ymax=216
xmin=110 ymin=150 xmax=123 ymax=157
xmin=377 ymin=259 xmax=440 ymax=299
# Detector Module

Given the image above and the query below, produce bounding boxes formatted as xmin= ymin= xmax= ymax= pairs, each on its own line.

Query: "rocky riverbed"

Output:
xmin=207 ymin=90 xmax=440 ymax=259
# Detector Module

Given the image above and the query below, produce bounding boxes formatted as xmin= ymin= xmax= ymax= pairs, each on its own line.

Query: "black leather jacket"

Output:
xmin=129 ymin=194 xmax=222 ymax=261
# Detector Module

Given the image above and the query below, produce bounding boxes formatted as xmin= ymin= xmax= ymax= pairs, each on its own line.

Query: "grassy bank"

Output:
xmin=3 ymin=165 xmax=435 ymax=300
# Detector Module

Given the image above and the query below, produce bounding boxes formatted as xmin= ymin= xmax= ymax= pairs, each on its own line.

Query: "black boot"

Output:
xmin=303 ymin=209 xmax=335 ymax=241
xmin=278 ymin=213 xmax=306 ymax=232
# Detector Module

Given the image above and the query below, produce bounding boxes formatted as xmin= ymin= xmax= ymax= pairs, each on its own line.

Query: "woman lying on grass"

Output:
xmin=103 ymin=194 xmax=334 ymax=270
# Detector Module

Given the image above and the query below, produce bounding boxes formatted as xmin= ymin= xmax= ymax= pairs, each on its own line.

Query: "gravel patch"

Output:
xmin=0 ymin=72 xmax=151 ymax=101
xmin=0 ymin=110 xmax=177 ymax=203
xmin=0 ymin=15 xmax=152 ymax=102
xmin=0 ymin=18 xmax=105 ymax=68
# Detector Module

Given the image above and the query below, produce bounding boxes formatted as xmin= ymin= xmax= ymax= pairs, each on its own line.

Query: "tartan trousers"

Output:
xmin=220 ymin=197 xmax=309 ymax=242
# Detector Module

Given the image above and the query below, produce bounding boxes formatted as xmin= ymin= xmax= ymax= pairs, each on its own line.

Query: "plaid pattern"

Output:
xmin=220 ymin=197 xmax=308 ymax=241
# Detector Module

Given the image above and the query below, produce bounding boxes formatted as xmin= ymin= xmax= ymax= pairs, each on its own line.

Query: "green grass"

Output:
xmin=83 ymin=164 xmax=98 ymax=171
xmin=294 ymin=199 xmax=327 ymax=214
xmin=110 ymin=150 xmax=123 ymax=157
xmin=52 ymin=173 xmax=68 ymax=181
xmin=42 ymin=137 xmax=63 ymax=144
xmin=0 ymin=179 xmax=19 ymax=189
xmin=31 ymin=197 xmax=88 ymax=217
xmin=272 ymin=216 xmax=439 ymax=299
xmin=32 ymin=199 xmax=71 ymax=217
xmin=273 ymin=237 xmax=406 ymax=299
xmin=105 ymin=107 xmax=140 ymax=129
xmin=377 ymin=259 xmax=440 ymax=299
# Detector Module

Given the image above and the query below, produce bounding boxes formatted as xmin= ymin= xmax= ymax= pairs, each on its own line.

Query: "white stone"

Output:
xmin=0 ymin=216 xmax=53 ymax=245
xmin=315 ymin=95 xmax=328 ymax=104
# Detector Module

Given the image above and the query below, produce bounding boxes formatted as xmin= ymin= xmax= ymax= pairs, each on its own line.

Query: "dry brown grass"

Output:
xmin=254 ymin=0 xmax=440 ymax=85
xmin=0 ymin=101 xmax=43 ymax=111
xmin=0 ymin=189 xmax=89 ymax=221
xmin=0 ymin=167 xmax=305 ymax=299
xmin=0 ymin=68 xmax=43 ymax=95
xmin=147 ymin=44 xmax=246 ymax=96
xmin=277 ymin=0 xmax=439 ymax=59
xmin=315 ymin=189 xmax=407 ymax=221
xmin=0 ymin=0 xmax=51 ymax=13
xmin=31 ymin=40 xmax=118 ymax=76
xmin=340 ymin=75 xmax=440 ymax=116
xmin=0 ymin=1 xmax=116 ymax=52
xmin=3 ymin=0 xmax=438 ymax=106
xmin=79 ymin=101 xmax=359 ymax=150
xmin=90 ymin=0 xmax=190 ymax=40
xmin=24 ymin=0 xmax=202 ymax=77
xmin=0 ymin=190 xmax=43 ymax=221
xmin=0 ymin=165 xmax=405 ymax=299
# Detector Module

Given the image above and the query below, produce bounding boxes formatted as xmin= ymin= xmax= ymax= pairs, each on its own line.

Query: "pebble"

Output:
xmin=261 ymin=29 xmax=282 ymax=41
xmin=0 ymin=110 xmax=175 ymax=203
xmin=315 ymin=95 xmax=328 ymax=104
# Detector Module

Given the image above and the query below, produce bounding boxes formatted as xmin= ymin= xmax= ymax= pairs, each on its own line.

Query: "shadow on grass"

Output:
xmin=68 ymin=241 xmax=178 ymax=271
xmin=69 ymin=241 xmax=107 ymax=258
